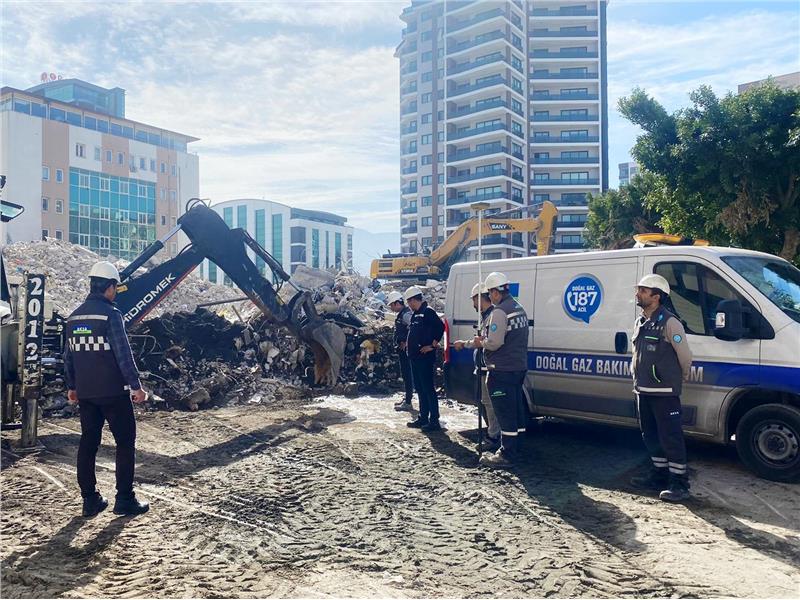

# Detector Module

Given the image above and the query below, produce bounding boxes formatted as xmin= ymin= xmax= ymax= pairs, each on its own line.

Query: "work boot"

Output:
xmin=482 ymin=435 xmax=501 ymax=453
xmin=479 ymin=450 xmax=513 ymax=469
xmin=407 ymin=417 xmax=428 ymax=429
xmin=630 ymin=468 xmax=669 ymax=491
xmin=421 ymin=421 xmax=441 ymax=432
xmin=394 ymin=399 xmax=413 ymax=411
xmin=659 ymin=476 xmax=691 ymax=503
xmin=113 ymin=493 xmax=150 ymax=516
xmin=82 ymin=492 xmax=108 ymax=518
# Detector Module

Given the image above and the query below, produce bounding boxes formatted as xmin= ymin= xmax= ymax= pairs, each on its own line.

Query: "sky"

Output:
xmin=2 ymin=0 xmax=799 ymax=244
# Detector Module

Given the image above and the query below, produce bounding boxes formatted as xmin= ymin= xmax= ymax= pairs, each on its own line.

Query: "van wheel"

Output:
xmin=735 ymin=404 xmax=800 ymax=482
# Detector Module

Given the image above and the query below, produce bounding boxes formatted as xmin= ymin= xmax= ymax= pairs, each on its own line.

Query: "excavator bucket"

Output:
xmin=302 ymin=318 xmax=347 ymax=386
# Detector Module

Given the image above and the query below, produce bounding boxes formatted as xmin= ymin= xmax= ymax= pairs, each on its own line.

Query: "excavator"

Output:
xmin=371 ymin=200 xmax=558 ymax=280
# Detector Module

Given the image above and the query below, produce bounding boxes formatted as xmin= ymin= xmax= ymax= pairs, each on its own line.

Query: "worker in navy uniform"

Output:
xmin=64 ymin=261 xmax=150 ymax=517
xmin=404 ymin=286 xmax=445 ymax=432
xmin=386 ymin=291 xmax=414 ymax=411
xmin=630 ymin=273 xmax=693 ymax=502
xmin=474 ymin=272 xmax=529 ymax=468
xmin=452 ymin=282 xmax=501 ymax=452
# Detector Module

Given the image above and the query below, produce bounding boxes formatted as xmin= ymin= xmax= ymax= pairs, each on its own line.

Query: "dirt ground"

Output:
xmin=2 ymin=394 xmax=799 ymax=599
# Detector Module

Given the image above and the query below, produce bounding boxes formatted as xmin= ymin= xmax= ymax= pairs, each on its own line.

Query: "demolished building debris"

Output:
xmin=4 ymin=240 xmax=449 ymax=416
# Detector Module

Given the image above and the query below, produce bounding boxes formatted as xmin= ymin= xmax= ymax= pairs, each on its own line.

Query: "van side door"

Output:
xmin=643 ymin=256 xmax=762 ymax=438
xmin=531 ymin=256 xmax=640 ymax=426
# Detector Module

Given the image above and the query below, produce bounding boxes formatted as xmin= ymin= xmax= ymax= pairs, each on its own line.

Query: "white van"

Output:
xmin=443 ymin=246 xmax=800 ymax=482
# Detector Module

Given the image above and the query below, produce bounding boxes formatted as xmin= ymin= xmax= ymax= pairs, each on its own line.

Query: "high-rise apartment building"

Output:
xmin=398 ymin=0 xmax=608 ymax=257
xmin=0 ymin=79 xmax=199 ymax=260
xmin=618 ymin=161 xmax=639 ymax=187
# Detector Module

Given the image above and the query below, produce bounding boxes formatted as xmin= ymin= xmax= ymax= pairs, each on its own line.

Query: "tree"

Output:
xmin=618 ymin=82 xmax=800 ymax=263
xmin=585 ymin=171 xmax=664 ymax=249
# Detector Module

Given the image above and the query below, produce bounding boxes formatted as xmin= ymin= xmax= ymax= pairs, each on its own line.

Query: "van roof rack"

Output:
xmin=633 ymin=233 xmax=710 ymax=248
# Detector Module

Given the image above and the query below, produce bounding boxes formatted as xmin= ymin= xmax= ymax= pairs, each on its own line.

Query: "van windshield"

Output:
xmin=722 ymin=256 xmax=800 ymax=324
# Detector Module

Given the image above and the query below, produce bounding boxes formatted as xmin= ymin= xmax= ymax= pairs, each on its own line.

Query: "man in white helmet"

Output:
xmin=630 ymin=273 xmax=693 ymax=502
xmin=404 ymin=285 xmax=445 ymax=431
xmin=452 ymin=282 xmax=501 ymax=451
xmin=474 ymin=272 xmax=529 ymax=468
xmin=64 ymin=261 xmax=150 ymax=517
xmin=386 ymin=291 xmax=414 ymax=411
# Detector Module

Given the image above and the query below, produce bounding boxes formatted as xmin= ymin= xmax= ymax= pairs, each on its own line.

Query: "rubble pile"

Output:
xmin=2 ymin=239 xmax=240 ymax=316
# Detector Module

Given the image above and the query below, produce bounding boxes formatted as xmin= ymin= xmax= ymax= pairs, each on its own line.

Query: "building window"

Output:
xmin=105 ymin=150 xmax=112 ymax=163
xmin=42 ymin=166 xmax=50 ymax=181
xmin=208 ymin=262 xmax=217 ymax=283
xmin=421 ymin=134 xmax=432 ymax=145
xmin=421 ymin=113 xmax=432 ymax=124
xmin=237 ymin=205 xmax=247 ymax=228
xmin=55 ymin=230 xmax=63 ymax=240
xmin=171 ymin=216 xmax=176 ymax=227
xmin=161 ymin=215 xmax=167 ymax=226
xmin=117 ymin=152 xmax=124 ymax=165
xmin=94 ymin=147 xmax=101 ymax=161
xmin=272 ymin=214 xmax=283 ymax=274
xmin=170 ymin=242 xmax=177 ymax=255
xmin=421 ymin=196 xmax=432 ymax=206
xmin=311 ymin=229 xmax=320 ymax=268
xmin=437 ymin=215 xmax=444 ymax=225
xmin=335 ymin=232 xmax=342 ymax=268
xmin=139 ymin=157 xmax=146 ymax=170
xmin=422 ymin=71 xmax=433 ymax=82
xmin=100 ymin=177 xmax=110 ymax=191
xmin=421 ymin=92 xmax=432 ymax=103
xmin=160 ymin=162 xmax=166 ymax=173
xmin=55 ymin=169 xmax=63 ymax=183
xmin=171 ymin=165 xmax=177 ymax=176
xmin=421 ymin=217 xmax=432 ymax=226
xmin=223 ymin=207 xmax=233 ymax=227
xmin=41 ymin=229 xmax=49 ymax=240
xmin=119 ymin=181 xmax=129 ymax=193
xmin=75 ymin=143 xmax=86 ymax=158
xmin=55 ymin=198 xmax=63 ymax=213
xmin=421 ymin=175 xmax=432 ymax=185
xmin=160 ymin=188 xmax=166 ymax=201
xmin=170 ymin=190 xmax=176 ymax=202
xmin=421 ymin=155 xmax=432 ymax=165
xmin=150 ymin=159 xmax=156 ymax=172
xmin=42 ymin=197 xmax=49 ymax=211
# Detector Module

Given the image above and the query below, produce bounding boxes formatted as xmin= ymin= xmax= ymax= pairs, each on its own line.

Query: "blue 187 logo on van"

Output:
xmin=563 ymin=275 xmax=603 ymax=324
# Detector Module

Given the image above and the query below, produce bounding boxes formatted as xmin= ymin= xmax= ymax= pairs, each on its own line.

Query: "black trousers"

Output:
xmin=487 ymin=370 xmax=527 ymax=458
xmin=637 ymin=394 xmax=688 ymax=480
xmin=397 ymin=350 xmax=414 ymax=402
xmin=77 ymin=395 xmax=137 ymax=499
xmin=410 ymin=357 xmax=438 ymax=423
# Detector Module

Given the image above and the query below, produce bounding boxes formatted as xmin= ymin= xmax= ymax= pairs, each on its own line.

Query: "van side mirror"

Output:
xmin=714 ymin=299 xmax=746 ymax=341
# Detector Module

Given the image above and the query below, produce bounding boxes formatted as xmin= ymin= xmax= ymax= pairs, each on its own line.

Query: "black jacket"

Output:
xmin=393 ymin=305 xmax=412 ymax=349
xmin=406 ymin=301 xmax=445 ymax=360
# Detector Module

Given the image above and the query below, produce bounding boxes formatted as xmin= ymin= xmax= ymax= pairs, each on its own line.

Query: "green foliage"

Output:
xmin=617 ymin=82 xmax=800 ymax=263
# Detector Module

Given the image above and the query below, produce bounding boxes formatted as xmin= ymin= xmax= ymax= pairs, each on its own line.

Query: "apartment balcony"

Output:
xmin=401 ymin=147 xmax=418 ymax=156
xmin=531 ymin=92 xmax=599 ymax=101
xmin=448 ymin=122 xmax=506 ymax=141
xmin=531 ymin=114 xmax=599 ymax=122
xmin=449 ymin=168 xmax=517 ymax=184
xmin=531 ymin=29 xmax=599 ymax=38
xmin=402 ymin=22 xmax=417 ymax=34
xmin=530 ymin=8 xmax=598 ymax=17
xmin=401 ymin=185 xmax=418 ymax=195
xmin=401 ymin=124 xmax=418 ymax=135
xmin=400 ymin=84 xmax=418 ymax=97
xmin=400 ymin=65 xmax=418 ymax=76
xmin=401 ymin=226 xmax=418 ymax=235
xmin=447 ymin=30 xmax=506 ymax=54
xmin=401 ymin=166 xmax=418 ymax=175
xmin=402 ymin=206 xmax=419 ymax=215
xmin=448 ymin=99 xmax=523 ymax=120
xmin=400 ymin=104 xmax=418 ymax=116
xmin=449 ymin=54 xmax=507 ymax=76
xmin=531 ymin=135 xmax=600 ymax=144
xmin=530 ymin=49 xmax=598 ymax=60
xmin=446 ymin=190 xmax=514 ymax=207
xmin=481 ymin=234 xmax=525 ymax=247
xmin=449 ymin=7 xmax=505 ymax=34
xmin=556 ymin=218 xmax=588 ymax=228
xmin=448 ymin=145 xmax=523 ymax=162
xmin=448 ymin=74 xmax=508 ymax=98
xmin=553 ymin=242 xmax=586 ymax=250
xmin=401 ymin=44 xmax=417 ymax=55
xmin=533 ymin=156 xmax=599 ymax=165
xmin=531 ymin=178 xmax=600 ymax=186
xmin=531 ymin=71 xmax=599 ymax=80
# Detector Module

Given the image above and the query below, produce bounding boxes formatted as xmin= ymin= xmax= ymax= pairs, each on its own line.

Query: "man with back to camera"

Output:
xmin=386 ymin=291 xmax=414 ymax=411
xmin=473 ymin=272 xmax=529 ymax=468
xmin=404 ymin=286 xmax=445 ymax=432
xmin=64 ymin=261 xmax=150 ymax=517
xmin=630 ymin=273 xmax=693 ymax=502
xmin=452 ymin=282 xmax=501 ymax=452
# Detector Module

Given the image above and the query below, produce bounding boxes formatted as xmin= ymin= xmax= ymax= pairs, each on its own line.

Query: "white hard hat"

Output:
xmin=403 ymin=285 xmax=424 ymax=302
xmin=484 ymin=271 xmax=510 ymax=291
xmin=470 ymin=282 xmax=488 ymax=297
xmin=89 ymin=261 xmax=121 ymax=283
xmin=637 ymin=273 xmax=670 ymax=296
xmin=386 ymin=291 xmax=404 ymax=304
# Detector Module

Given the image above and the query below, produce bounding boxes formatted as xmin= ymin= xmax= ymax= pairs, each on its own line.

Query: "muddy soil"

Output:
xmin=2 ymin=395 xmax=798 ymax=598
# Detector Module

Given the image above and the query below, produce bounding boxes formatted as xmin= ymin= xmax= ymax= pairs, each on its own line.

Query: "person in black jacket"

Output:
xmin=386 ymin=291 xmax=414 ymax=411
xmin=64 ymin=262 xmax=150 ymax=517
xmin=404 ymin=286 xmax=445 ymax=432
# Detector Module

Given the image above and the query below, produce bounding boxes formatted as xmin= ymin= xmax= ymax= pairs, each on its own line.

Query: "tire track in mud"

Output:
xmin=2 ymin=405 xmax=730 ymax=598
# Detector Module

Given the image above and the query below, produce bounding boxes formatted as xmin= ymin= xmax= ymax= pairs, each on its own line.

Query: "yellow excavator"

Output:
xmin=371 ymin=201 xmax=558 ymax=280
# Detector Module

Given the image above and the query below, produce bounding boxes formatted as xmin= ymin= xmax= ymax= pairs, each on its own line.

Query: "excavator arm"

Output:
xmin=113 ymin=200 xmax=346 ymax=385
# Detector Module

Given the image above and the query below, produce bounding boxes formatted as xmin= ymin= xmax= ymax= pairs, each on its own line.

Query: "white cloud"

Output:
xmin=606 ymin=7 xmax=800 ymax=185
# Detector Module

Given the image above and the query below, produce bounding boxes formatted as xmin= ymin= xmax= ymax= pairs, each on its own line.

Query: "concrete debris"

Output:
xmin=5 ymin=239 xmax=449 ymax=415
xmin=2 ymin=239 xmax=240 ymax=316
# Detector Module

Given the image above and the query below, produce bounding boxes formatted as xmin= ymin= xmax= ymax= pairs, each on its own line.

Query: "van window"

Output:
xmin=655 ymin=262 xmax=746 ymax=336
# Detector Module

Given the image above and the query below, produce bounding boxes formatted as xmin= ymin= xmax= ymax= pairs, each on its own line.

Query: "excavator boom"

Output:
xmin=114 ymin=201 xmax=347 ymax=385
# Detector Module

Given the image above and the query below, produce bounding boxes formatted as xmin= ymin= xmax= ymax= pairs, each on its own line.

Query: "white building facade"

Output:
xmin=398 ymin=0 xmax=609 ymax=257
xmin=198 ymin=199 xmax=354 ymax=285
